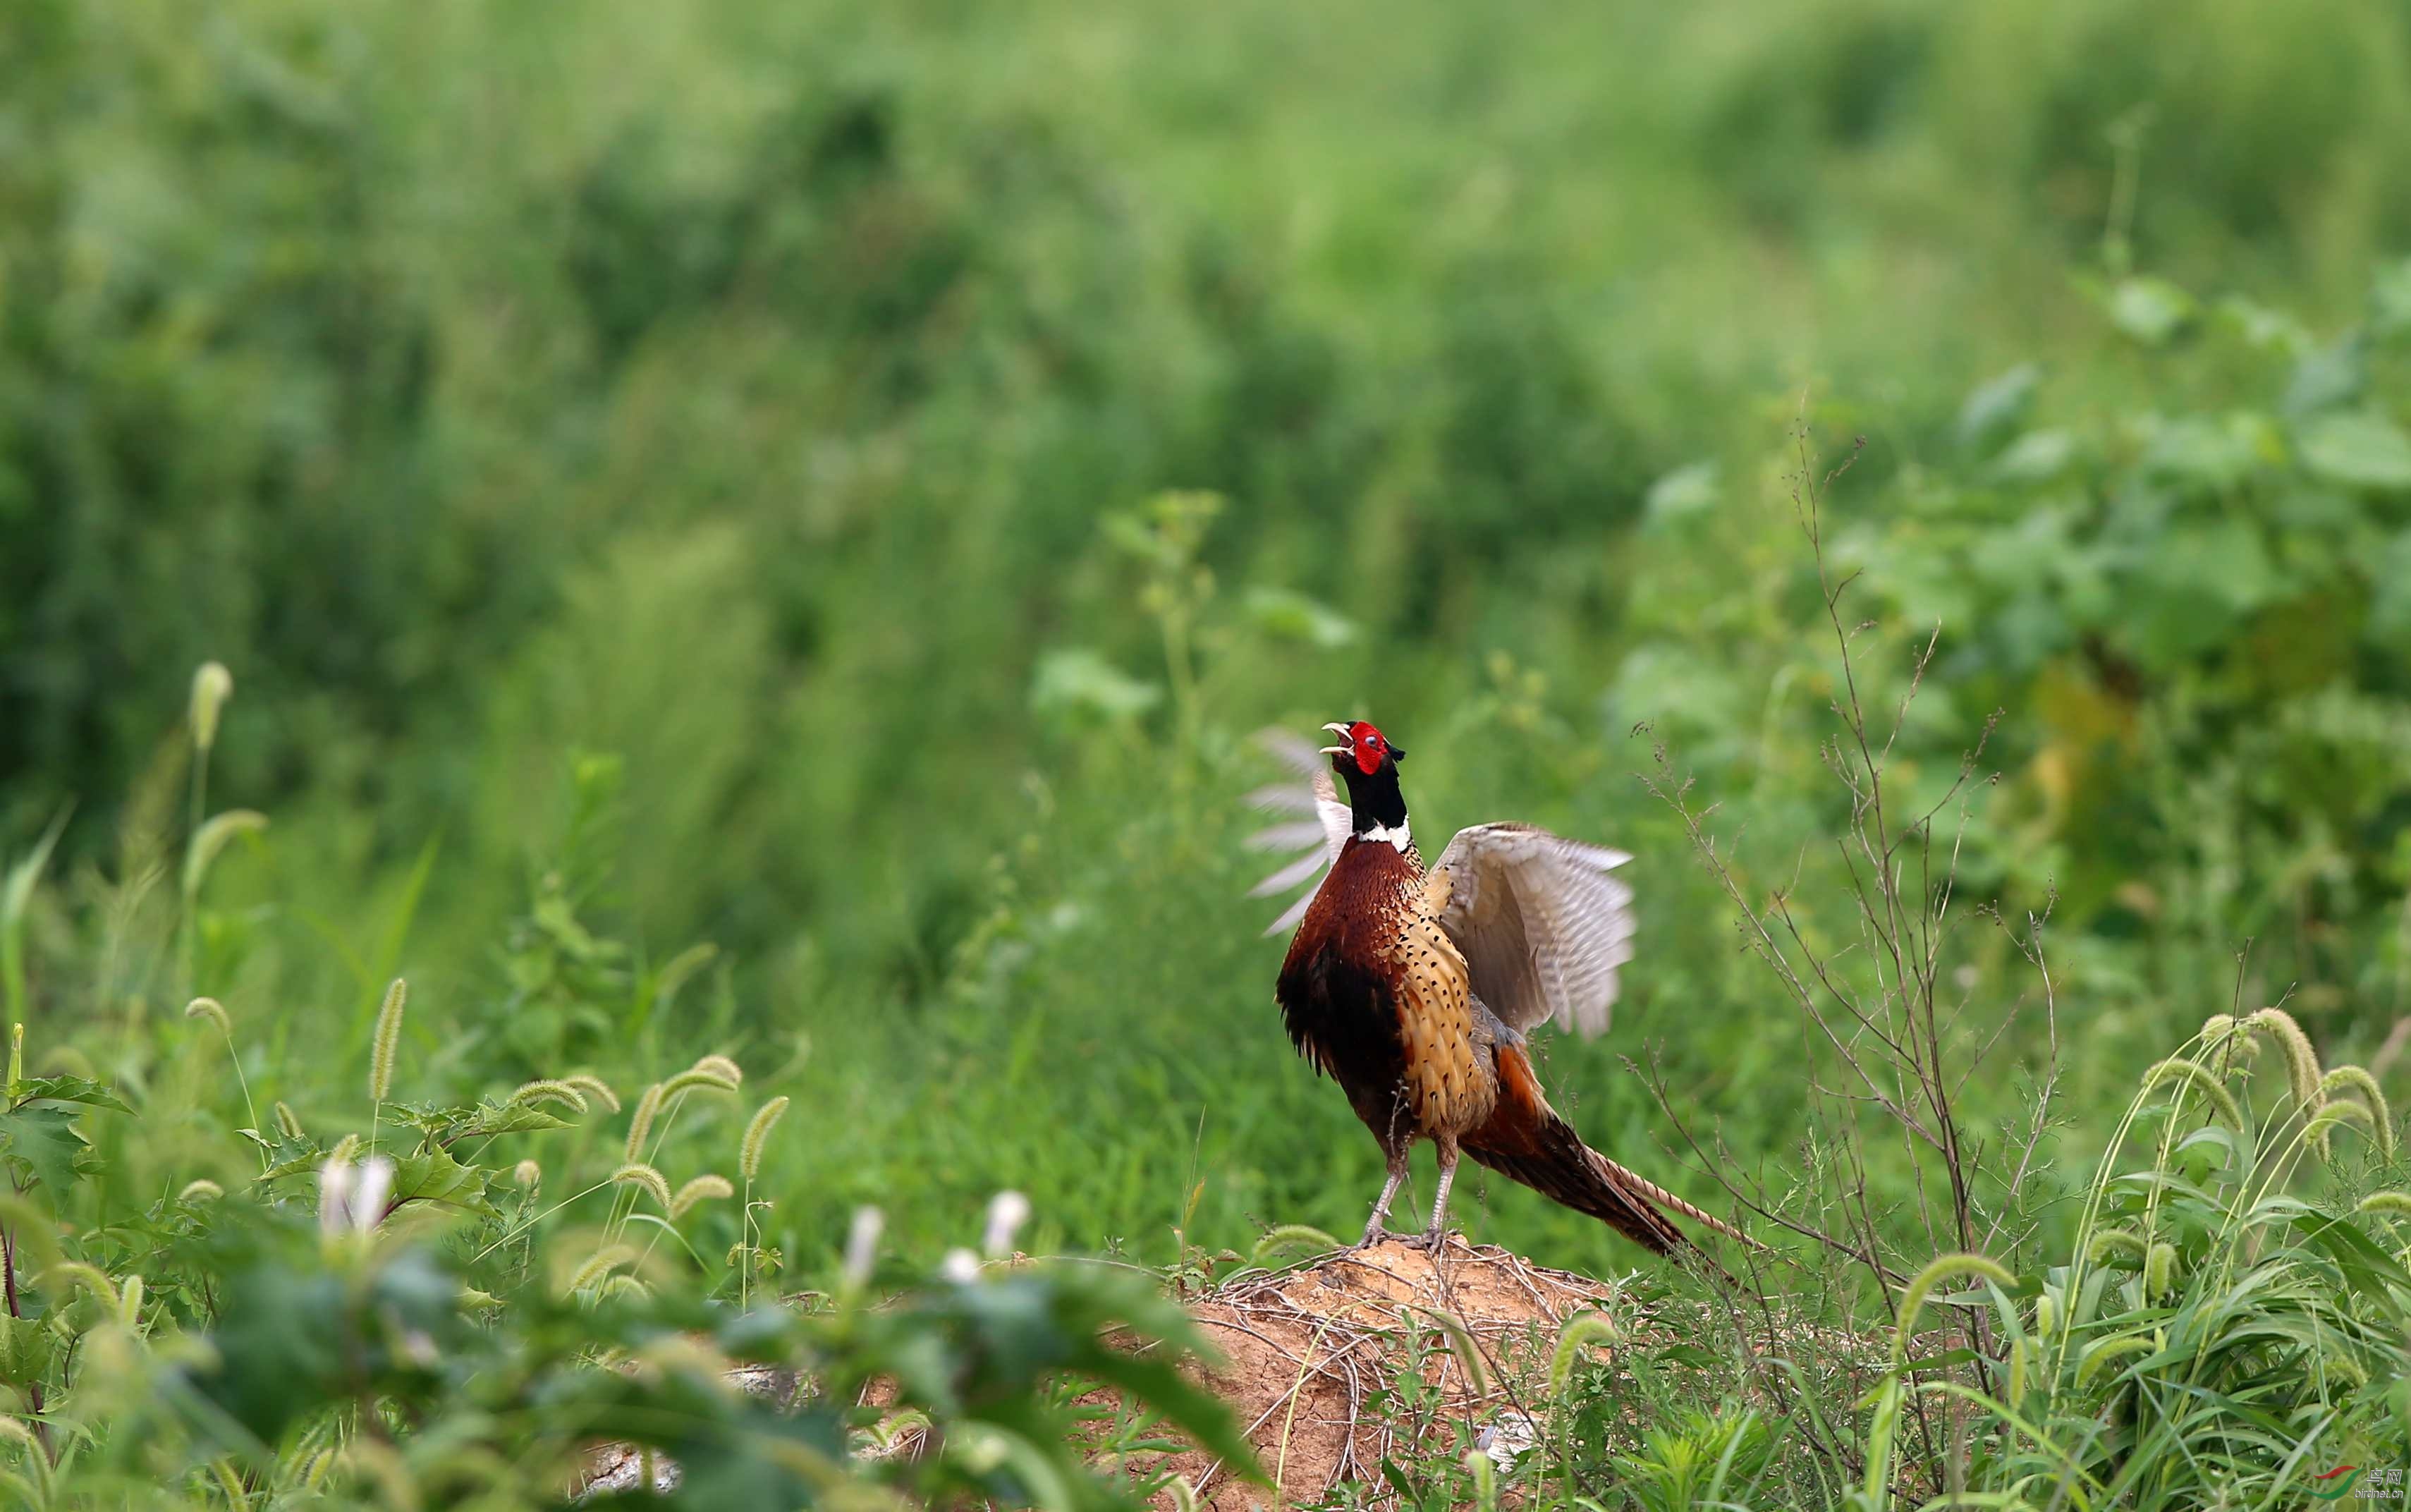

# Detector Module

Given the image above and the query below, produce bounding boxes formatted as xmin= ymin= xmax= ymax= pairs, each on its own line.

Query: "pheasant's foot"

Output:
xmin=1348 ymin=1225 xmax=1415 ymax=1253
xmin=1396 ymin=1225 xmax=1455 ymax=1254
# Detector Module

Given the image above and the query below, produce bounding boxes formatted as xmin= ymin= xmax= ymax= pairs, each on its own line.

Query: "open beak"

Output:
xmin=1318 ymin=721 xmax=1351 ymax=757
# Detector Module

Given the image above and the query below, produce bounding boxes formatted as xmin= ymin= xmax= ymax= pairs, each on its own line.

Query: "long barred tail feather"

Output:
xmin=1465 ymin=1042 xmax=1756 ymax=1254
xmin=1589 ymin=1150 xmax=1762 ymax=1250
xmin=1463 ymin=1123 xmax=1683 ymax=1253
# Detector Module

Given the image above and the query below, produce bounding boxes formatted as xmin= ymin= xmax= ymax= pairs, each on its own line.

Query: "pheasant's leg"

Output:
xmin=1353 ymin=1145 xmax=1412 ymax=1249
xmin=1405 ymin=1136 xmax=1460 ymax=1252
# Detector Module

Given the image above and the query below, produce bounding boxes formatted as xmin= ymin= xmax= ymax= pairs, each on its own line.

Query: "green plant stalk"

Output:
xmin=183 ymin=744 xmax=209 ymax=1000
xmin=219 ymin=1028 xmax=262 ymax=1170
xmin=0 ymin=807 xmax=71 ymax=1055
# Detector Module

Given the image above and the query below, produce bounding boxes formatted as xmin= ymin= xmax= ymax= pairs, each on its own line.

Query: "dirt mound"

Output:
xmin=580 ymin=1241 xmax=1662 ymax=1505
xmin=1141 ymin=1237 xmax=1645 ymax=1508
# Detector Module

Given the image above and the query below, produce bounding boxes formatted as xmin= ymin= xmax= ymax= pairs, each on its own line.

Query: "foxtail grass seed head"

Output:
xmin=1462 ymin=1447 xmax=1499 ymax=1512
xmin=117 ymin=1274 xmax=145 ymax=1331
xmin=563 ymin=1073 xmax=621 ymax=1113
xmin=184 ymin=996 xmax=233 ymax=1036
xmin=670 ymin=1174 xmax=733 ymax=1219
xmin=624 ymin=1083 xmax=664 ymax=1162
xmin=2246 ymin=1007 xmax=2322 ymax=1113
xmin=2034 ymin=1293 xmax=2057 ymax=1339
xmin=843 ymin=1206 xmax=884 ymax=1290
xmin=190 ymin=662 xmax=233 ymax=753
xmin=601 ymin=1273 xmax=653 ymax=1305
xmin=339 ymin=1441 xmax=419 ymax=1510
xmin=1422 ymin=1307 xmax=1491 ymax=1395
xmin=2319 ymin=1065 xmax=2395 ymax=1159
xmin=2075 ymin=1331 xmax=2154 ymax=1387
xmin=2144 ymin=1241 xmax=2178 ymax=1298
xmin=690 ymin=1051 xmax=741 ymax=1085
xmin=2304 ymin=1099 xmax=2376 ymax=1156
xmin=507 ymin=1079 xmax=587 ymax=1114
xmin=2137 ymin=1057 xmax=2245 ymax=1130
xmin=1892 ymin=1252 xmax=2017 ymax=1365
xmin=658 ymin=1066 xmax=740 ymax=1102
xmin=2086 ymin=1227 xmax=2149 ymax=1267
xmin=178 ymin=1179 xmax=224 ymax=1202
xmin=2197 ymin=1012 xmax=2257 ymax=1065
xmin=329 ymin=1132 xmax=361 ymax=1168
xmin=2357 ymin=1190 xmax=2411 ymax=1220
xmin=610 ymin=1163 xmax=673 ymax=1211
xmin=183 ymin=810 xmax=267 ymax=899
xmin=982 ymin=1190 xmax=1032 ymax=1259
xmin=565 ymin=1244 xmax=640 ymax=1295
xmin=275 ymin=1101 xmax=305 ymax=1139
xmin=1250 ymin=1224 xmax=1341 ymax=1264
xmin=43 ymin=1262 xmax=118 ymax=1308
xmin=1549 ymin=1312 xmax=1623 ymax=1397
xmin=512 ymin=1159 xmax=542 ymax=1190
xmin=369 ymin=977 xmax=408 ymax=1103
xmin=2006 ymin=1336 xmax=2029 ymax=1409
xmin=740 ymin=1095 xmax=790 ymax=1181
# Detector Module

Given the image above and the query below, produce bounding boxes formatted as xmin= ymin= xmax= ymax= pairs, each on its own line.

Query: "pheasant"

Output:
xmin=1249 ymin=720 xmax=1745 ymax=1255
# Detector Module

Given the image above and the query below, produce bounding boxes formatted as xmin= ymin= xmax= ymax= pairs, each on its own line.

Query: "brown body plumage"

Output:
xmin=1264 ymin=719 xmax=1745 ymax=1255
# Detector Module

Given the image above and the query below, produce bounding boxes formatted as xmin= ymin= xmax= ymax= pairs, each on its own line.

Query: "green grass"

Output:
xmin=4 ymin=0 xmax=2411 ymax=1500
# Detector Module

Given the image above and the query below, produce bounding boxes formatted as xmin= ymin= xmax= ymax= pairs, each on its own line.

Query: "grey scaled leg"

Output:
xmin=1406 ymin=1135 xmax=1460 ymax=1252
xmin=1353 ymin=1144 xmax=1412 ymax=1249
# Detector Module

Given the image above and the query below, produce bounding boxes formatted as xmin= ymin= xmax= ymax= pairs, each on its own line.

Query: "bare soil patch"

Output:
xmin=1133 ymin=1236 xmax=1649 ymax=1508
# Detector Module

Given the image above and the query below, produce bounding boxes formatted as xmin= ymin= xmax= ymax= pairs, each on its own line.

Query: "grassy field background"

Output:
xmin=8 ymin=0 xmax=2411 ymax=1293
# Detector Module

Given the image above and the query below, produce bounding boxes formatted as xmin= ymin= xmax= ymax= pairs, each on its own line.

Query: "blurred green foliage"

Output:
xmin=3 ymin=0 xmax=2411 ymax=1286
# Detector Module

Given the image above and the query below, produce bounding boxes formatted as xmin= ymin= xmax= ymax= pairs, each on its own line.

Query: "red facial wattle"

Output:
xmin=1349 ymin=722 xmax=1386 ymax=775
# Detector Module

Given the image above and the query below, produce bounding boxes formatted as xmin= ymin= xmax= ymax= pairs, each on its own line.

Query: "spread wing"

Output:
xmin=1430 ymin=822 xmax=1635 ymax=1039
xmin=1244 ymin=728 xmax=1351 ymax=937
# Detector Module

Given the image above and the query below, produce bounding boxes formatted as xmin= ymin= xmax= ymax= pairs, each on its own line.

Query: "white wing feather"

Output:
xmin=1245 ymin=729 xmax=1351 ymax=936
xmin=1432 ymin=822 xmax=1635 ymax=1039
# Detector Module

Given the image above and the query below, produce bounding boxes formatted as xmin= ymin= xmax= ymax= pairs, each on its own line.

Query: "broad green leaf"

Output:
xmin=1989 ymin=428 xmax=2078 ymax=484
xmin=2109 ymin=276 xmax=2197 ymax=346
xmin=1242 ymin=587 xmax=1357 ymax=648
xmin=257 ymin=1137 xmax=332 ymax=1183
xmin=0 ymin=1316 xmax=56 ymax=1386
xmin=2119 ymin=519 xmax=2279 ymax=666
xmin=1028 ymin=648 xmax=1161 ymax=720
xmin=0 ymin=1106 xmax=91 ymax=1194
xmin=2217 ymin=294 xmax=2312 ymax=356
xmin=2139 ymin=412 xmax=2278 ymax=492
xmin=2299 ymin=412 xmax=2411 ymax=492
xmin=11 ymin=1075 xmax=129 ymax=1113
xmin=1958 ymin=363 xmax=2039 ymax=451
xmin=1642 ymin=461 xmax=1721 ymax=523
xmin=390 ymin=1099 xmax=571 ymax=1141
xmin=390 ymin=1147 xmax=494 ymax=1217
xmin=2284 ymin=335 xmax=2366 ymax=415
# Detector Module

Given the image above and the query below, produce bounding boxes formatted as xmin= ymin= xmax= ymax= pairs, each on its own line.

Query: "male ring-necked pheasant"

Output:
xmin=1250 ymin=720 xmax=1745 ymax=1255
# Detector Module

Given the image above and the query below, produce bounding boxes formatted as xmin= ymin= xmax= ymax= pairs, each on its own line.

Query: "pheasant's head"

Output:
xmin=1320 ymin=720 xmax=1403 ymax=776
xmin=1320 ymin=720 xmax=1410 ymax=841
